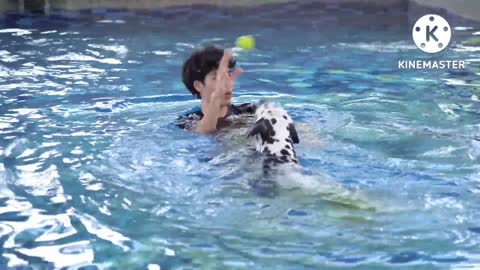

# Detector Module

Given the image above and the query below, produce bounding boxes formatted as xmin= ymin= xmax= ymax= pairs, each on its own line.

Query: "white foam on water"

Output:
xmin=40 ymin=30 xmax=57 ymax=34
xmin=73 ymin=211 xmax=131 ymax=252
xmin=453 ymin=45 xmax=480 ymax=52
xmin=272 ymin=169 xmax=380 ymax=211
xmin=454 ymin=26 xmax=474 ymax=31
xmin=0 ymin=28 xmax=32 ymax=36
xmin=148 ymin=264 xmax=161 ymax=270
xmin=468 ymin=139 xmax=480 ymax=160
xmin=422 ymin=146 xmax=465 ymax=157
xmin=88 ymin=44 xmax=128 ymax=57
xmin=0 ymin=50 xmax=23 ymax=62
xmin=97 ymin=19 xmax=125 ymax=24
xmin=16 ymin=240 xmax=93 ymax=269
xmin=337 ymin=41 xmax=416 ymax=53
xmin=47 ymin=53 xmax=121 ymax=64
xmin=153 ymin=50 xmax=174 ymax=56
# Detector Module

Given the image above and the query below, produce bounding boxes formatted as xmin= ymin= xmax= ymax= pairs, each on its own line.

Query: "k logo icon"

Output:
xmin=412 ymin=14 xmax=452 ymax=54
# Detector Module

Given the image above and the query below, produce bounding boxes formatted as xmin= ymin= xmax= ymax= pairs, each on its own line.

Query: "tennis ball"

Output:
xmin=236 ymin=35 xmax=255 ymax=50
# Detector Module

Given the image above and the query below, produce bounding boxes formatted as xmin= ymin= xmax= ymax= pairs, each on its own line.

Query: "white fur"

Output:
xmin=251 ymin=103 xmax=298 ymax=165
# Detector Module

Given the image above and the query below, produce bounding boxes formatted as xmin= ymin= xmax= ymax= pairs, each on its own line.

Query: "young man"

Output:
xmin=177 ymin=46 xmax=256 ymax=133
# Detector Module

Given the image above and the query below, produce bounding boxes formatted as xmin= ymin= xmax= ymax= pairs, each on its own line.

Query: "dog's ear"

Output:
xmin=248 ymin=120 xmax=267 ymax=137
xmin=287 ymin=123 xmax=299 ymax=144
xmin=248 ymin=119 xmax=275 ymax=140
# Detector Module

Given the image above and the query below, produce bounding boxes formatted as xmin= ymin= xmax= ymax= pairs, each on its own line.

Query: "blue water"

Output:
xmin=1 ymin=3 xmax=480 ymax=269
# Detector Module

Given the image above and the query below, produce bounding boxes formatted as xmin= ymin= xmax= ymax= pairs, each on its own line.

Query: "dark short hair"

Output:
xmin=182 ymin=46 xmax=236 ymax=98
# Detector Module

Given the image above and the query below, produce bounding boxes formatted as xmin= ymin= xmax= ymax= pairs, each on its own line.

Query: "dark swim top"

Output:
xmin=176 ymin=103 xmax=257 ymax=130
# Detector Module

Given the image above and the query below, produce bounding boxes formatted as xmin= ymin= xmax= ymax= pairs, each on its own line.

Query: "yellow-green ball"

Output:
xmin=236 ymin=35 xmax=255 ymax=50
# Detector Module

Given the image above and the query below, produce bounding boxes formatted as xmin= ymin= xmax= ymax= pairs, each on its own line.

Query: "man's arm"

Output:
xmin=195 ymin=50 xmax=242 ymax=134
xmin=196 ymin=112 xmax=219 ymax=133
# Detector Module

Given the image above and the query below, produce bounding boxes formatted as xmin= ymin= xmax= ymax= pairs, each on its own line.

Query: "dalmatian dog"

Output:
xmin=247 ymin=102 xmax=300 ymax=196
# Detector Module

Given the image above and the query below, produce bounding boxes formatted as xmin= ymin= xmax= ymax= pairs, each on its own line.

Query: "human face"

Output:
xmin=196 ymin=68 xmax=234 ymax=106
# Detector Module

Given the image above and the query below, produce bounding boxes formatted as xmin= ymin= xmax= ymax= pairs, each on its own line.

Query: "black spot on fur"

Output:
xmin=249 ymin=106 xmax=301 ymax=173
xmin=287 ymin=123 xmax=299 ymax=144
xmin=248 ymin=119 xmax=276 ymax=144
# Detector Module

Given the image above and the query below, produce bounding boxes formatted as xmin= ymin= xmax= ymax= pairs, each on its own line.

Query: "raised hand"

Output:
xmin=196 ymin=50 xmax=242 ymax=134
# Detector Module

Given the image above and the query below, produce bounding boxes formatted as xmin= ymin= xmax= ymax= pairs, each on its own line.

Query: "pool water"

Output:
xmin=1 ymin=2 xmax=480 ymax=269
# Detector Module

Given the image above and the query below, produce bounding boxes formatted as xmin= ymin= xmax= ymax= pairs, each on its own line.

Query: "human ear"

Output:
xmin=193 ymin=80 xmax=204 ymax=97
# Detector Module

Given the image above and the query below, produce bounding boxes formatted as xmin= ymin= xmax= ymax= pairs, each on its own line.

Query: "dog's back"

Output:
xmin=248 ymin=103 xmax=299 ymax=195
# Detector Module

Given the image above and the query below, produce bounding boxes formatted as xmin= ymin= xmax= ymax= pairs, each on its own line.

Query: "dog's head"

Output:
xmin=248 ymin=103 xmax=299 ymax=158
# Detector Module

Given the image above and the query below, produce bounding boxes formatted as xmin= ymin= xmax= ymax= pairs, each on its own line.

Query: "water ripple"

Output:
xmin=0 ymin=6 xmax=479 ymax=269
xmin=47 ymin=53 xmax=121 ymax=65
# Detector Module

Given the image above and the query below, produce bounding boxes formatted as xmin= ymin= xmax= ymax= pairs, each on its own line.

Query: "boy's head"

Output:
xmin=182 ymin=46 xmax=236 ymax=104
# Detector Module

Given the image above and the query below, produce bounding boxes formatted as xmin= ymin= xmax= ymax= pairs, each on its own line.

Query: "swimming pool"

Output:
xmin=1 ymin=2 xmax=480 ymax=269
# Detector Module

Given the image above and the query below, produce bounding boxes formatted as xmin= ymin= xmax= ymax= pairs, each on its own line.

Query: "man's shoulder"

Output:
xmin=175 ymin=103 xmax=257 ymax=130
xmin=230 ymin=102 xmax=257 ymax=115
xmin=176 ymin=107 xmax=203 ymax=130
